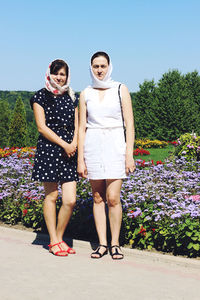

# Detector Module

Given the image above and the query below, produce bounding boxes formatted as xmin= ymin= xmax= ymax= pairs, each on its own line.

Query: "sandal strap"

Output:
xmin=99 ymin=244 xmax=108 ymax=249
xmin=111 ymin=245 xmax=124 ymax=258
xmin=111 ymin=245 xmax=121 ymax=249
xmin=91 ymin=245 xmax=108 ymax=258
xmin=60 ymin=241 xmax=76 ymax=254
xmin=91 ymin=248 xmax=101 ymax=257
xmin=48 ymin=243 xmax=68 ymax=256
xmin=48 ymin=242 xmax=62 ymax=250
xmin=54 ymin=250 xmax=68 ymax=256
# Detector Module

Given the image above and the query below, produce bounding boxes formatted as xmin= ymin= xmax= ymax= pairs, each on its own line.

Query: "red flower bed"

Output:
xmin=168 ymin=141 xmax=178 ymax=146
xmin=133 ymin=148 xmax=150 ymax=156
xmin=0 ymin=147 xmax=36 ymax=158
xmin=136 ymin=159 xmax=164 ymax=168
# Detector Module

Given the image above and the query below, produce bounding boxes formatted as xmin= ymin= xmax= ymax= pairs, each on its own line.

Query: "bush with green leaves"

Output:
xmin=174 ymin=133 xmax=200 ymax=161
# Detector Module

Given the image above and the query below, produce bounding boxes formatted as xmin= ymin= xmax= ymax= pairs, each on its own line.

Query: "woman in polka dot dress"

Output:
xmin=30 ymin=59 xmax=78 ymax=256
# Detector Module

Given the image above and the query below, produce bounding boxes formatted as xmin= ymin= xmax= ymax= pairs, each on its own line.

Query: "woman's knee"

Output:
xmin=107 ymin=193 xmax=120 ymax=207
xmin=93 ymin=192 xmax=104 ymax=204
xmin=44 ymin=190 xmax=58 ymax=204
xmin=62 ymin=197 xmax=76 ymax=209
xmin=43 ymin=182 xmax=58 ymax=204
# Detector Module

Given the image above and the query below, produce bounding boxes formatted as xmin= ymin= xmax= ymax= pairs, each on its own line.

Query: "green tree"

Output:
xmin=184 ymin=71 xmax=200 ymax=109
xmin=0 ymin=100 xmax=11 ymax=148
xmin=133 ymin=80 xmax=158 ymax=139
xmin=156 ymin=70 xmax=199 ymax=140
xmin=9 ymin=96 xmax=27 ymax=147
xmin=26 ymin=120 xmax=39 ymax=147
xmin=184 ymin=71 xmax=200 ymax=134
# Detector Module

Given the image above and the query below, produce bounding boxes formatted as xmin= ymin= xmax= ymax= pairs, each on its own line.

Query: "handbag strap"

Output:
xmin=118 ymin=84 xmax=126 ymax=141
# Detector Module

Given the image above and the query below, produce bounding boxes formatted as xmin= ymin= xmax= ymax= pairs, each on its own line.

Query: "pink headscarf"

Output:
xmin=45 ymin=60 xmax=70 ymax=95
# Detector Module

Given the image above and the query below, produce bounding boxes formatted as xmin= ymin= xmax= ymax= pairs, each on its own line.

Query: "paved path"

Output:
xmin=0 ymin=226 xmax=200 ymax=300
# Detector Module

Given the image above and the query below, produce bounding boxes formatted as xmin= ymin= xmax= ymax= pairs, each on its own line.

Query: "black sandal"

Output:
xmin=110 ymin=245 xmax=124 ymax=260
xmin=91 ymin=245 xmax=108 ymax=259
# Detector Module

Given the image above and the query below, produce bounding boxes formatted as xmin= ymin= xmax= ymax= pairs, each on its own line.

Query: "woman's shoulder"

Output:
xmin=118 ymin=84 xmax=131 ymax=103
xmin=117 ymin=83 xmax=126 ymax=89
xmin=80 ymin=86 xmax=93 ymax=98
xmin=32 ymin=88 xmax=47 ymax=98
xmin=119 ymin=83 xmax=129 ymax=93
xmin=30 ymin=88 xmax=47 ymax=109
xmin=82 ymin=86 xmax=93 ymax=92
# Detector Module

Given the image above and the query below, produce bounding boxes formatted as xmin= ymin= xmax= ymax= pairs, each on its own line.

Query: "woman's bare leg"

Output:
xmin=56 ymin=181 xmax=76 ymax=243
xmin=43 ymin=182 xmax=67 ymax=255
xmin=106 ymin=179 xmax=123 ymax=258
xmin=90 ymin=179 xmax=107 ymax=257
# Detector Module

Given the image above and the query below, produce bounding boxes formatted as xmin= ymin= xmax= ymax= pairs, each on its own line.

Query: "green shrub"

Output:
xmin=21 ymin=198 xmax=44 ymax=229
xmin=174 ymin=132 xmax=200 ymax=161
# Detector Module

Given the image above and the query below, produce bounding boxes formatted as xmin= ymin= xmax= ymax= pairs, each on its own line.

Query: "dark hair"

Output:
xmin=50 ymin=59 xmax=69 ymax=77
xmin=91 ymin=51 xmax=110 ymax=65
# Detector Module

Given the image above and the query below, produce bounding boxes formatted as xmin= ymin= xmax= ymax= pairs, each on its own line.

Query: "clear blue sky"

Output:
xmin=0 ymin=0 xmax=200 ymax=92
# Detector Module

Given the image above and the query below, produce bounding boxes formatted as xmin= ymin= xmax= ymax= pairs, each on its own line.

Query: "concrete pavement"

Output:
xmin=0 ymin=225 xmax=200 ymax=300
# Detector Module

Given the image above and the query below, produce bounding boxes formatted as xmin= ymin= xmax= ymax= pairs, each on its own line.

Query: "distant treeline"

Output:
xmin=0 ymin=91 xmax=38 ymax=147
xmin=132 ymin=70 xmax=200 ymax=140
xmin=0 ymin=90 xmax=35 ymax=122
xmin=0 ymin=69 xmax=200 ymax=147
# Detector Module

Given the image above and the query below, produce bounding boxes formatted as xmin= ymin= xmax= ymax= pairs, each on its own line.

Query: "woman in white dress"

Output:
xmin=78 ymin=52 xmax=135 ymax=259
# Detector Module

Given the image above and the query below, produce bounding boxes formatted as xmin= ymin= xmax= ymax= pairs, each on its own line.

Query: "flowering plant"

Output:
xmin=0 ymin=148 xmax=199 ymax=257
xmin=168 ymin=141 xmax=178 ymax=146
xmin=0 ymin=147 xmax=36 ymax=158
xmin=122 ymin=157 xmax=200 ymax=257
xmin=174 ymin=133 xmax=200 ymax=161
xmin=135 ymin=139 xmax=168 ymax=149
xmin=133 ymin=148 xmax=150 ymax=156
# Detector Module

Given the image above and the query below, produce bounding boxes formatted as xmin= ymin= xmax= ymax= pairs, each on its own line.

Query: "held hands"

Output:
xmin=63 ymin=141 xmax=77 ymax=158
xmin=78 ymin=161 xmax=88 ymax=178
xmin=125 ymin=155 xmax=136 ymax=175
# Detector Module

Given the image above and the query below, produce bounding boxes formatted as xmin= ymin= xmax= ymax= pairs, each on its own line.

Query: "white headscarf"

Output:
xmin=90 ymin=61 xmax=120 ymax=89
xmin=45 ymin=60 xmax=75 ymax=101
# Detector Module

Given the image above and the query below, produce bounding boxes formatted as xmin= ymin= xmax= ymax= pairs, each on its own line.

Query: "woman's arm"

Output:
xmin=71 ymin=106 xmax=78 ymax=147
xmin=33 ymin=103 xmax=76 ymax=157
xmin=77 ymin=91 xmax=88 ymax=178
xmin=121 ymin=84 xmax=136 ymax=174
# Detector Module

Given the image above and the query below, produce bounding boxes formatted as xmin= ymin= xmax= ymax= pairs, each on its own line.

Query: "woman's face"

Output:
xmin=91 ymin=56 xmax=109 ymax=80
xmin=51 ymin=67 xmax=67 ymax=87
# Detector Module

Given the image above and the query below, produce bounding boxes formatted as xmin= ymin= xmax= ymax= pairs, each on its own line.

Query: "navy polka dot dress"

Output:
xmin=30 ymin=88 xmax=78 ymax=182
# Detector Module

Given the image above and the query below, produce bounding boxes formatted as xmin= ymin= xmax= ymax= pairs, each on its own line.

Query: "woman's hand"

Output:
xmin=78 ymin=161 xmax=88 ymax=178
xmin=125 ymin=155 xmax=136 ymax=175
xmin=63 ymin=141 xmax=77 ymax=158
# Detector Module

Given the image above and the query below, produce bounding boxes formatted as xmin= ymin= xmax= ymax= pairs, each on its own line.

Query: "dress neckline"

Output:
xmin=95 ymin=88 xmax=110 ymax=103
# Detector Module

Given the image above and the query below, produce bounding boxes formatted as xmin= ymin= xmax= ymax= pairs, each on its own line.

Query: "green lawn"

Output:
xmin=133 ymin=145 xmax=175 ymax=162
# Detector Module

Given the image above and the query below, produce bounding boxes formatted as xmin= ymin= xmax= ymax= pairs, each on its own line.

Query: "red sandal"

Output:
xmin=48 ymin=242 xmax=68 ymax=256
xmin=60 ymin=241 xmax=76 ymax=254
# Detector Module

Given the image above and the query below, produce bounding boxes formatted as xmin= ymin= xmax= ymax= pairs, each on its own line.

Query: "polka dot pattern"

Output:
xmin=30 ymin=89 xmax=79 ymax=182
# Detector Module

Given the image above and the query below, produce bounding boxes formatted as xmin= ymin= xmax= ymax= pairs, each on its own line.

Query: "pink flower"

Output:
xmin=189 ymin=195 xmax=200 ymax=202
xmin=185 ymin=195 xmax=200 ymax=202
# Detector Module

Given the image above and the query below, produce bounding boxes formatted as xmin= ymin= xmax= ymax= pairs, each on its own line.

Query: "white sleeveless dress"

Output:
xmin=84 ymin=86 xmax=126 ymax=180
